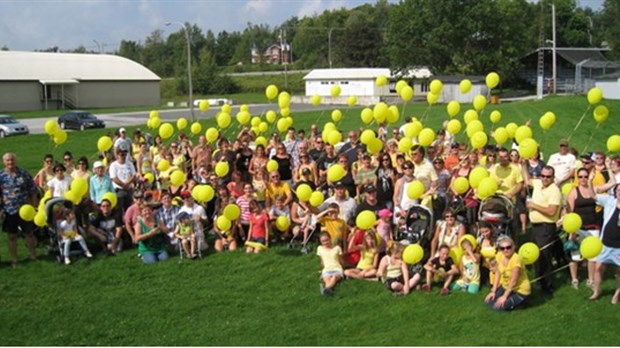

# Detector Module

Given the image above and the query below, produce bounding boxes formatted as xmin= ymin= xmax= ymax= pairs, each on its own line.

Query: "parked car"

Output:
xmin=0 ymin=115 xmax=30 ymax=138
xmin=57 ymin=111 xmax=105 ymax=130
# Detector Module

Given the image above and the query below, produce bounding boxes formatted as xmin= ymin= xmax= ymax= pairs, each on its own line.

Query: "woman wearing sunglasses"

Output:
xmin=485 ymin=236 xmax=531 ymax=311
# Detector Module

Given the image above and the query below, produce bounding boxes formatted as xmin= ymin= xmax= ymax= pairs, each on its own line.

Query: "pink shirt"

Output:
xmin=249 ymin=213 xmax=269 ymax=239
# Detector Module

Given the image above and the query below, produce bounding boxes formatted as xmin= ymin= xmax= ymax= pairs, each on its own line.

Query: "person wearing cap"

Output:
xmin=89 ymin=161 xmax=114 ymax=205
xmin=355 ymin=184 xmax=387 ymax=218
xmin=547 ymin=138 xmax=576 ymax=187
xmin=109 ymin=148 xmax=137 ymax=211
xmin=114 ymin=128 xmax=133 ymax=160
xmin=123 ymin=190 xmax=145 ymax=244
xmin=173 ymin=211 xmax=197 ymax=258
xmin=47 ymin=162 xmax=72 ymax=198
xmin=179 ymin=189 xmax=208 ymax=250
xmin=320 ymin=181 xmax=357 ymax=228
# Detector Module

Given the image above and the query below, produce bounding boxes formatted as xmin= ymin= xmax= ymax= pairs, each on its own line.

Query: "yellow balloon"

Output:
xmin=450 ymin=247 xmax=463 ymax=266
xmin=199 ymin=100 xmax=209 ymax=113
xmin=580 ymin=236 xmax=603 ymax=259
xmin=278 ymin=91 xmax=291 ymax=109
xmin=330 ymin=85 xmax=341 ymax=97
xmin=493 ymin=127 xmax=508 ymax=145
xmin=407 ymin=180 xmax=425 ymax=200
xmin=518 ymin=138 xmax=538 ymax=159
xmin=400 ymin=85 xmax=414 ymax=102
xmin=44 ymin=120 xmax=58 ymax=135
xmin=102 ymin=192 xmax=118 ymax=209
xmin=515 ymin=125 xmax=533 ymax=143
xmin=170 ymin=170 xmax=186 ymax=186
xmin=266 ymin=85 xmax=279 ymax=100
xmin=240 ymin=104 xmax=249 ymax=112
xmin=518 ymin=242 xmax=540 ymax=265
xmin=323 ymin=122 xmax=336 ymax=132
xmin=157 ymin=159 xmax=170 ymax=172
xmin=251 ymin=116 xmax=261 ymax=128
xmin=470 ymin=131 xmax=488 ymax=149
xmin=418 ymin=128 xmax=435 ymax=147
xmin=53 ymin=130 xmax=67 ymax=145
xmin=373 ymin=102 xmax=389 ymax=123
xmin=607 ymin=135 xmax=620 ymax=153
xmin=593 ymin=105 xmax=609 ymax=123
xmin=459 ymin=79 xmax=472 ymax=94
xmin=144 ymin=172 xmax=155 ymax=184
xmin=266 ymin=110 xmax=277 ymax=123
xmin=205 ymin=128 xmax=219 ymax=143
xmin=587 ymin=87 xmax=603 ymax=105
xmin=356 ymin=210 xmax=376 ymax=230
xmin=223 ymin=204 xmax=241 ymax=221
xmin=387 ymin=105 xmax=400 ymax=124
xmin=403 ymin=244 xmax=424 ymax=265
xmin=64 ymin=190 xmax=81 ymax=205
xmin=311 ymin=94 xmax=321 ymax=106
xmin=348 ymin=96 xmax=357 ymax=107
xmin=464 ymin=109 xmax=479 ymax=124
xmin=453 ymin=177 xmax=470 ymax=194
xmin=375 ymin=75 xmax=388 ymax=87
xmin=19 ymin=204 xmax=36 ymax=221
xmin=255 ymin=136 xmax=267 ymax=148
xmin=563 ymin=213 xmax=582 ymax=234
xmin=150 ymin=117 xmax=161 ymax=129
xmin=469 ymin=166 xmax=489 ymax=189
xmin=327 ymin=164 xmax=346 ymax=182
xmin=276 ymin=118 xmax=288 ymax=132
xmin=216 ymin=215 xmax=232 ymax=231
xmin=466 ymin=120 xmax=484 ymax=138
xmin=459 ymin=234 xmax=478 ymax=250
xmin=331 ymin=109 xmax=343 ymax=122
xmin=486 ymin=72 xmax=500 ymax=89
xmin=395 ymin=80 xmax=408 ymax=94
xmin=447 ymin=100 xmax=460 ymax=117
xmin=447 ymin=119 xmax=462 ymax=135
xmin=34 ymin=212 xmax=47 ymax=227
xmin=505 ymin=122 xmax=518 ymax=138
xmin=360 ymin=129 xmax=376 ymax=145
xmin=296 ymin=184 xmax=312 ymax=202
xmin=215 ymin=162 xmax=229 ymax=177
xmin=361 ymin=108 xmax=374 ymax=124
xmin=477 ymin=177 xmax=498 ymax=199
xmin=561 ymin=182 xmax=573 ymax=196
xmin=190 ymin=122 xmax=202 ymax=135
xmin=367 ymin=138 xmax=383 ymax=155
xmin=427 ymin=92 xmax=439 ymax=105
xmin=404 ymin=122 xmax=420 ymax=138
xmin=217 ymin=112 xmax=232 ymax=129
xmin=489 ymin=110 xmax=501 ymax=124
xmin=70 ymin=177 xmax=88 ymax=197
xmin=280 ymin=107 xmax=291 ymax=117
xmin=258 ymin=122 xmax=268 ymax=133
xmin=429 ymin=79 xmax=443 ymax=94
xmin=309 ymin=191 xmax=325 ymax=207
xmin=159 ymin=123 xmax=174 ymax=139
xmin=276 ymin=215 xmax=291 ymax=231
xmin=266 ymin=160 xmax=279 ymax=173
xmin=398 ymin=137 xmax=413 ymax=153
xmin=539 ymin=114 xmax=554 ymax=130
xmin=149 ymin=110 xmax=159 ymax=119
xmin=97 ymin=136 xmax=113 ymax=152
xmin=176 ymin=117 xmax=188 ymax=130
xmin=473 ymin=95 xmax=487 ymax=111
xmin=236 ymin=111 xmax=251 ymax=125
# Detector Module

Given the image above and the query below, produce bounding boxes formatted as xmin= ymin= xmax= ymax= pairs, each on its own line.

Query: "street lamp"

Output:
xmin=165 ymin=21 xmax=194 ymax=121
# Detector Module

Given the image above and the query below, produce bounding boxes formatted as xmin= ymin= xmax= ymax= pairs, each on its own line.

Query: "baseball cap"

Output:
xmin=133 ymin=190 xmax=144 ymax=199
xmin=176 ymin=211 xmax=191 ymax=220
xmin=559 ymin=138 xmax=569 ymax=146
xmin=333 ymin=181 xmax=345 ymax=188
xmin=93 ymin=161 xmax=104 ymax=169
xmin=302 ymin=167 xmax=311 ymax=175
xmin=119 ymin=127 xmax=126 ymax=133
xmin=180 ymin=190 xmax=192 ymax=198
xmin=364 ymin=184 xmax=377 ymax=193
xmin=378 ymin=208 xmax=392 ymax=219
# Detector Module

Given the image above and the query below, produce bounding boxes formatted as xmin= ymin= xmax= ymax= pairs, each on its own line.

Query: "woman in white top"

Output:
xmin=393 ymin=160 xmax=416 ymax=224
xmin=429 ymin=208 xmax=466 ymax=258
xmin=47 ymin=163 xmax=72 ymax=198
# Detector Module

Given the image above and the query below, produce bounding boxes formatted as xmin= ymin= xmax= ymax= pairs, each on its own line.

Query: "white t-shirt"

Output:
xmin=47 ymin=176 xmax=72 ymax=198
xmin=114 ymin=137 xmax=132 ymax=154
xmin=547 ymin=152 xmax=576 ymax=184
xmin=109 ymin=160 xmax=136 ymax=189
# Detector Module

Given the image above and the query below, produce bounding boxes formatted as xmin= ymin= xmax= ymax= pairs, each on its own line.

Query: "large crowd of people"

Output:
xmin=1 ymin=118 xmax=620 ymax=310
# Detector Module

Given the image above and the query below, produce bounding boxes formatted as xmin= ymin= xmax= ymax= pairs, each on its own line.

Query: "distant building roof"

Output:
xmin=596 ymin=71 xmax=620 ymax=80
xmin=0 ymin=51 xmax=160 ymax=82
xmin=304 ymin=68 xmax=391 ymax=80
xmin=526 ymin=47 xmax=620 ymax=69
xmin=428 ymin=75 xmax=485 ymax=83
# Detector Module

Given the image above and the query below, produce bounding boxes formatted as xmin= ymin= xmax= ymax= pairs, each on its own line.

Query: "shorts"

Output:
xmin=596 ymin=245 xmax=620 ymax=267
xmin=2 ymin=212 xmax=34 ymax=235
xmin=322 ymin=270 xmax=344 ymax=279
xmin=384 ymin=275 xmax=405 ymax=291
xmin=250 ymin=237 xmax=266 ymax=245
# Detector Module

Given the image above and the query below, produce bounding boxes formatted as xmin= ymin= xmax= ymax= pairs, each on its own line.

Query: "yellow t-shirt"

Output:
xmin=356 ymin=249 xmax=376 ymax=270
xmin=529 ymin=179 xmax=562 ymax=223
xmin=490 ymin=163 xmax=523 ymax=196
xmin=496 ymin=252 xmax=531 ymax=296
xmin=266 ymin=182 xmax=292 ymax=204
xmin=319 ymin=217 xmax=347 ymax=246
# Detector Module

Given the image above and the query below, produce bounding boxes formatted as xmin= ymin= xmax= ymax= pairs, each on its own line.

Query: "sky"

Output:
xmin=0 ymin=0 xmax=605 ymax=52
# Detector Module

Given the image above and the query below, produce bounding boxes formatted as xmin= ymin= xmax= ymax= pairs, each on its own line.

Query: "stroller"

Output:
xmin=44 ymin=197 xmax=89 ymax=263
xmin=477 ymin=194 xmax=515 ymax=238
xmin=397 ymin=205 xmax=434 ymax=256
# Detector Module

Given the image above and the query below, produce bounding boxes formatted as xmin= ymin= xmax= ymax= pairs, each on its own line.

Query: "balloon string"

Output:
xmin=567 ymin=105 xmax=592 ymax=141
xmin=583 ymin=123 xmax=601 ymax=153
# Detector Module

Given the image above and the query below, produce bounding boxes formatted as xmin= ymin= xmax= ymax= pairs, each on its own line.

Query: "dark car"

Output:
xmin=57 ymin=111 xmax=105 ymax=131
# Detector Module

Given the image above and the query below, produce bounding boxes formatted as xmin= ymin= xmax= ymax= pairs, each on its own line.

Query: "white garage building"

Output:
xmin=595 ymin=72 xmax=620 ymax=100
xmin=0 ymin=51 xmax=160 ymax=112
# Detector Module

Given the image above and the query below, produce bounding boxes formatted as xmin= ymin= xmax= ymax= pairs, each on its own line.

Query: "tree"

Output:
xmin=142 ymin=29 xmax=171 ymax=77
xmin=118 ymin=40 xmax=143 ymax=63
xmin=599 ymin=0 xmax=620 ymax=59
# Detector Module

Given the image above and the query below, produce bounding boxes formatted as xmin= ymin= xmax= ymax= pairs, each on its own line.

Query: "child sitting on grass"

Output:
xmin=377 ymin=242 xmax=419 ymax=296
xmin=174 ymin=212 xmax=197 ymax=259
xmin=317 ymin=232 xmax=344 ymax=296
xmin=246 ymin=200 xmax=269 ymax=254
xmin=423 ymin=244 xmax=459 ymax=295
xmin=451 ymin=238 xmax=481 ymax=294
xmin=344 ymin=230 xmax=379 ymax=281
xmin=58 ymin=209 xmax=93 ymax=265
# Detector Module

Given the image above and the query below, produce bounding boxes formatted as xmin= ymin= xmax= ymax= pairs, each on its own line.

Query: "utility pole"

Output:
xmin=552 ymin=2 xmax=557 ymax=95
xmin=328 ymin=28 xmax=333 ymax=69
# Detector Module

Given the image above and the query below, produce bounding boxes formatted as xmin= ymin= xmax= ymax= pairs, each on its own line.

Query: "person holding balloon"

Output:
xmin=485 ymin=236 xmax=531 ymax=311
xmin=590 ymin=168 xmax=620 ymax=303
xmin=0 ymin=152 xmax=39 ymax=267
xmin=422 ymin=244 xmax=458 ymax=295
xmin=377 ymin=242 xmax=417 ymax=296
xmin=477 ymin=221 xmax=498 ymax=286
xmin=451 ymin=236 xmax=481 ymax=294
xmin=47 ymin=163 xmax=72 ymax=198
xmin=89 ymin=161 xmax=114 ymax=205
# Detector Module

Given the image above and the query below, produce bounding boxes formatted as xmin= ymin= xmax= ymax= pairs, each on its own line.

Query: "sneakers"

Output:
xmin=301 ymin=247 xmax=310 ymax=255
xmin=587 ymin=279 xmax=594 ymax=289
xmin=64 ymin=257 xmax=71 ymax=265
xmin=320 ymin=283 xmax=325 ymax=295
xmin=422 ymin=284 xmax=431 ymax=292
xmin=440 ymin=288 xmax=450 ymax=296
xmin=571 ymin=279 xmax=579 ymax=290
xmin=85 ymin=252 xmax=93 ymax=258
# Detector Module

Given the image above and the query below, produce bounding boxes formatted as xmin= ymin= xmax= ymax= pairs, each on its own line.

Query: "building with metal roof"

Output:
xmin=595 ymin=71 xmax=620 ymax=100
xmin=0 ymin=51 xmax=160 ymax=112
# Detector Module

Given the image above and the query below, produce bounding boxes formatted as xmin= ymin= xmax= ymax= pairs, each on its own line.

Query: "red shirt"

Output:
xmin=249 ymin=213 xmax=269 ymax=239
xmin=344 ymin=229 xmax=365 ymax=266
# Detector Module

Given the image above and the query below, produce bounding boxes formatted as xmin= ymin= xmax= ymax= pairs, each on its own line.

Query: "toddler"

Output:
xmin=58 ymin=210 xmax=93 ymax=265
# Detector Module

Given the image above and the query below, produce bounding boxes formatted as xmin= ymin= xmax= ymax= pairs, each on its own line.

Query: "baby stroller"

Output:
xmin=397 ymin=205 xmax=434 ymax=256
xmin=477 ymin=194 xmax=515 ymax=238
xmin=44 ymin=197 xmax=87 ymax=263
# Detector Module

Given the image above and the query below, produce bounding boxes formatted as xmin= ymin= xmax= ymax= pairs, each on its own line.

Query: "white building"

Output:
xmin=0 ymin=51 xmax=160 ymax=112
xmin=432 ymin=76 xmax=488 ymax=103
xmin=595 ymin=72 xmax=620 ymax=100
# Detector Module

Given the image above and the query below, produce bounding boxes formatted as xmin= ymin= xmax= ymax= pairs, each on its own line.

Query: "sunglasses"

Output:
xmin=540 ymin=174 xmax=553 ymax=179
xmin=271 ymin=175 xmax=280 ymax=179
xmin=382 ymin=158 xmax=390 ymax=161
xmin=64 ymin=158 xmax=72 ymax=161
xmin=403 ymin=166 xmax=412 ymax=170
xmin=498 ymin=245 xmax=512 ymax=251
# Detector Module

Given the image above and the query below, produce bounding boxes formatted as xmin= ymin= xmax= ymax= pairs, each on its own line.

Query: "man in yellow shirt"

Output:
xmin=523 ymin=165 xmax=563 ymax=294
xmin=490 ymin=148 xmax=524 ymax=200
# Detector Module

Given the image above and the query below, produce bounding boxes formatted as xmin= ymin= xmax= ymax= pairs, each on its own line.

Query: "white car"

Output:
xmin=193 ymin=98 xmax=233 ymax=107
xmin=0 ymin=115 xmax=29 ymax=138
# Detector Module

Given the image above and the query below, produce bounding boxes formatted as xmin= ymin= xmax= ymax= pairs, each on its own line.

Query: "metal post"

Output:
xmin=328 ymin=28 xmax=333 ymax=69
xmin=166 ymin=22 xmax=194 ymax=121
xmin=552 ymin=2 xmax=557 ymax=95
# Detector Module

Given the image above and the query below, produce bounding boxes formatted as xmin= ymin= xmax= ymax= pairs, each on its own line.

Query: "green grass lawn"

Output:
xmin=1 ymin=95 xmax=620 ymax=345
